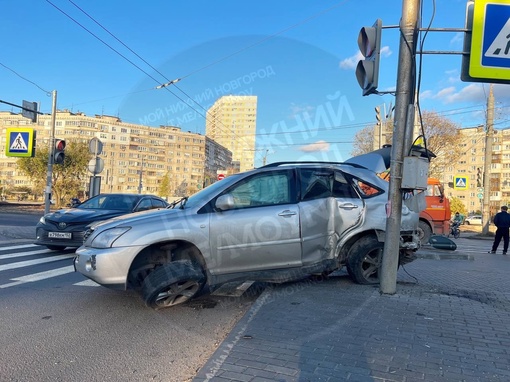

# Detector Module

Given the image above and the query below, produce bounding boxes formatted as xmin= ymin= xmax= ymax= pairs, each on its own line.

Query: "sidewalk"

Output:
xmin=194 ymin=238 xmax=510 ymax=382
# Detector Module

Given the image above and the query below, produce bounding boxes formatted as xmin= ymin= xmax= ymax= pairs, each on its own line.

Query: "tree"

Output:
xmin=449 ymin=196 xmax=467 ymax=217
xmin=351 ymin=125 xmax=379 ymax=157
xmin=350 ymin=110 xmax=464 ymax=178
xmin=158 ymin=172 xmax=170 ymax=200
xmin=17 ymin=140 xmax=91 ymax=208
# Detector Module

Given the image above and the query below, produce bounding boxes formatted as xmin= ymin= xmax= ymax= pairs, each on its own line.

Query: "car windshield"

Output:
xmin=77 ymin=195 xmax=138 ymax=211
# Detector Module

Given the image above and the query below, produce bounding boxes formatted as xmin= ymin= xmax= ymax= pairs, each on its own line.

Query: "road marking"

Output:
xmin=0 ymin=266 xmax=74 ymax=289
xmin=0 ymin=244 xmax=38 ymax=251
xmin=0 ymin=248 xmax=57 ymax=260
xmin=0 ymin=255 xmax=74 ymax=272
xmin=73 ymin=279 xmax=100 ymax=287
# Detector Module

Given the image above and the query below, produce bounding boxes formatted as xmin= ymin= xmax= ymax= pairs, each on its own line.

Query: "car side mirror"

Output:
xmin=215 ymin=194 xmax=235 ymax=211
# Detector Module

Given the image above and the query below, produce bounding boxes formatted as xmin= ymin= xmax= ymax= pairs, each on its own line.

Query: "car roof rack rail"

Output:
xmin=260 ymin=161 xmax=365 ymax=169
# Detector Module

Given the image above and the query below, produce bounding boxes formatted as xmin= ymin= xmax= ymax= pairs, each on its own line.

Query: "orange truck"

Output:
xmin=418 ymin=177 xmax=451 ymax=244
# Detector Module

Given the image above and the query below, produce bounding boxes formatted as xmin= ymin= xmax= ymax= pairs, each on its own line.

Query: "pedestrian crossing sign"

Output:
xmin=470 ymin=0 xmax=510 ymax=81
xmin=454 ymin=176 xmax=469 ymax=190
xmin=5 ymin=128 xmax=36 ymax=157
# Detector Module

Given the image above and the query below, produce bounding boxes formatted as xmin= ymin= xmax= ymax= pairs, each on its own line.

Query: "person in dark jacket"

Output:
xmin=489 ymin=206 xmax=510 ymax=254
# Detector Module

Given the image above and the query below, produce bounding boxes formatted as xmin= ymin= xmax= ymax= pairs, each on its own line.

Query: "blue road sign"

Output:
xmin=5 ymin=128 xmax=35 ymax=157
xmin=470 ymin=0 xmax=510 ymax=81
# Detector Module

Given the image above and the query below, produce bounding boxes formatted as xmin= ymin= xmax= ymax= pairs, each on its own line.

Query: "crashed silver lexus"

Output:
xmin=74 ymin=148 xmax=423 ymax=309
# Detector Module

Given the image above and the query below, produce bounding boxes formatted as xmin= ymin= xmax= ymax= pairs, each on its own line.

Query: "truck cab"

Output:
xmin=418 ymin=178 xmax=451 ymax=244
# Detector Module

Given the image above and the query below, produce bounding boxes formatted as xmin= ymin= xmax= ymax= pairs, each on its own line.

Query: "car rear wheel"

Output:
xmin=46 ymin=245 xmax=66 ymax=250
xmin=141 ymin=260 xmax=205 ymax=310
xmin=347 ymin=235 xmax=383 ymax=285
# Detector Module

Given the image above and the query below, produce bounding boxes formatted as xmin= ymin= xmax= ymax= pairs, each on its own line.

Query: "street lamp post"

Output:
xmin=138 ymin=155 xmax=145 ymax=194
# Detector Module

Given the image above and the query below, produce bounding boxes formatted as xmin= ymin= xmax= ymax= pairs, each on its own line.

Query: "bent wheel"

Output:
xmin=141 ymin=260 xmax=205 ymax=310
xmin=347 ymin=235 xmax=383 ymax=285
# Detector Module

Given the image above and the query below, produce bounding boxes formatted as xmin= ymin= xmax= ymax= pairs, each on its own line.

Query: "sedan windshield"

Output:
xmin=78 ymin=195 xmax=138 ymax=211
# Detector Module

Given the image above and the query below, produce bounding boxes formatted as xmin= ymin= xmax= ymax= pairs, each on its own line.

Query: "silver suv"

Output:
xmin=74 ymin=152 xmax=421 ymax=309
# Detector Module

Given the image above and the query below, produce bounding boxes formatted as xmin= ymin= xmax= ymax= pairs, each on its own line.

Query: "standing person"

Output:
xmin=489 ymin=205 xmax=510 ymax=254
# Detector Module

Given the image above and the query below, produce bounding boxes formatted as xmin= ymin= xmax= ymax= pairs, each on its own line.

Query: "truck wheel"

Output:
xmin=141 ymin=260 xmax=205 ymax=310
xmin=418 ymin=220 xmax=432 ymax=244
xmin=347 ymin=235 xmax=383 ymax=285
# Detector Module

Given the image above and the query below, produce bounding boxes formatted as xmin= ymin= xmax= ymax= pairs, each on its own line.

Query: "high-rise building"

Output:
xmin=205 ymin=95 xmax=257 ymax=172
xmin=0 ymin=110 xmax=231 ymax=200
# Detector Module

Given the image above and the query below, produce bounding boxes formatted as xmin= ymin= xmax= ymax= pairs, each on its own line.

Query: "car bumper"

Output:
xmin=35 ymin=227 xmax=85 ymax=248
xmin=74 ymin=245 xmax=144 ymax=290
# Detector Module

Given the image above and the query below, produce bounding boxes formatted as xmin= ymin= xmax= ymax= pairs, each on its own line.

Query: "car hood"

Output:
xmin=91 ymin=208 xmax=181 ymax=230
xmin=45 ymin=208 xmax=129 ymax=223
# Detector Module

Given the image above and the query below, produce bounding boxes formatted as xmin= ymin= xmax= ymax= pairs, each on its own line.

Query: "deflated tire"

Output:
xmin=141 ymin=260 xmax=205 ymax=310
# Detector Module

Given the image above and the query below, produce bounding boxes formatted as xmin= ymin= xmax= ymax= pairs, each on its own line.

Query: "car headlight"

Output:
xmin=39 ymin=216 xmax=46 ymax=224
xmin=90 ymin=227 xmax=131 ymax=248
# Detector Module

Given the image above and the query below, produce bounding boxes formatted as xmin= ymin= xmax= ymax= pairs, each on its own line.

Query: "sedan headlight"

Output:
xmin=39 ymin=216 xmax=46 ymax=224
xmin=90 ymin=227 xmax=131 ymax=248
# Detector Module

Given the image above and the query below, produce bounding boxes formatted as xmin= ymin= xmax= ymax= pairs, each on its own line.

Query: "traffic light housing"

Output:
xmin=356 ymin=19 xmax=382 ymax=96
xmin=476 ymin=167 xmax=482 ymax=187
xmin=54 ymin=139 xmax=66 ymax=164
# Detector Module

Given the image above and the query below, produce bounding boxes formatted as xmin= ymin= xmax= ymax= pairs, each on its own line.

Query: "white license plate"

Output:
xmin=48 ymin=232 xmax=72 ymax=239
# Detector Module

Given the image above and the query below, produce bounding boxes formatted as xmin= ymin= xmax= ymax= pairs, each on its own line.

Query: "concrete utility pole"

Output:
xmin=482 ymin=84 xmax=494 ymax=235
xmin=44 ymin=90 xmax=57 ymax=215
xmin=380 ymin=0 xmax=420 ymax=294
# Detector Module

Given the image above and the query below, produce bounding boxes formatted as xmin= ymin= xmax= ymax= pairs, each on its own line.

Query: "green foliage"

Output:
xmin=158 ymin=172 xmax=170 ymax=200
xmin=449 ymin=197 xmax=467 ymax=217
xmin=17 ymin=140 xmax=91 ymax=208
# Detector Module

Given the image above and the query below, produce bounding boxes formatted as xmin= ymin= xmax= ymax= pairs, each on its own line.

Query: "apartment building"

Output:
xmin=205 ymin=95 xmax=257 ymax=172
xmin=441 ymin=126 xmax=510 ymax=216
xmin=0 ymin=110 xmax=231 ymax=199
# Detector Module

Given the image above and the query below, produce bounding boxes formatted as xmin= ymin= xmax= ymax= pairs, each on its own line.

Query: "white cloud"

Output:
xmin=339 ymin=52 xmax=363 ymax=70
xmin=299 ymin=141 xmax=330 ymax=152
xmin=339 ymin=46 xmax=392 ymax=70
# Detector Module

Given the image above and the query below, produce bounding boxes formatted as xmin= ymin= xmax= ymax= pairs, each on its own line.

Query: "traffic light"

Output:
xmin=355 ymin=19 xmax=382 ymax=96
xmin=54 ymin=139 xmax=66 ymax=164
xmin=476 ymin=167 xmax=482 ymax=187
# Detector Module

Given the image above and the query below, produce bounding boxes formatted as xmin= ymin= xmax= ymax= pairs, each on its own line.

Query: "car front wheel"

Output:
xmin=141 ymin=260 xmax=205 ymax=310
xmin=347 ymin=235 xmax=383 ymax=285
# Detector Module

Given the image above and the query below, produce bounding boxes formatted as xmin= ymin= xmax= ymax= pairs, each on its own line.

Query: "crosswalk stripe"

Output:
xmin=0 ymin=266 xmax=74 ymax=289
xmin=0 ymin=244 xmax=38 ymax=251
xmin=0 ymin=255 xmax=74 ymax=272
xmin=0 ymin=248 xmax=57 ymax=260
xmin=74 ymin=279 xmax=100 ymax=287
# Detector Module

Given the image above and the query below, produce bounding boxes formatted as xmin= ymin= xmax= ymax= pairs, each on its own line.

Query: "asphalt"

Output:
xmin=1 ymin=216 xmax=508 ymax=382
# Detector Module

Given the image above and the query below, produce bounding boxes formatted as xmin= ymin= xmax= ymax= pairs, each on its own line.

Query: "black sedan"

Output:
xmin=35 ymin=193 xmax=169 ymax=250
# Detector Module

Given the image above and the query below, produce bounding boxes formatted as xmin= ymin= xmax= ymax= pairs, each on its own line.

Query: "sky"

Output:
xmin=1 ymin=0 xmax=509 ymax=167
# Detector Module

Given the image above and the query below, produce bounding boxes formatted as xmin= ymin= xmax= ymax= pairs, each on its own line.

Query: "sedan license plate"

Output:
xmin=48 ymin=232 xmax=72 ymax=239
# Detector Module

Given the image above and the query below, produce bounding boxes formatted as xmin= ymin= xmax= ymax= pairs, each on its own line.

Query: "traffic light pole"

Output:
xmin=44 ymin=90 xmax=57 ymax=215
xmin=482 ymin=84 xmax=494 ymax=235
xmin=380 ymin=0 xmax=420 ymax=294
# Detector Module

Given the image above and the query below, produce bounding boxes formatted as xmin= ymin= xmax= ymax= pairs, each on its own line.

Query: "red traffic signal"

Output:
xmin=355 ymin=19 xmax=382 ymax=96
xmin=54 ymin=139 xmax=66 ymax=164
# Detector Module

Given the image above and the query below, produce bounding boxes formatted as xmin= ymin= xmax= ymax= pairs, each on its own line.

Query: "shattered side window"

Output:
xmin=332 ymin=171 xmax=359 ymax=198
xmin=300 ymin=168 xmax=333 ymax=201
